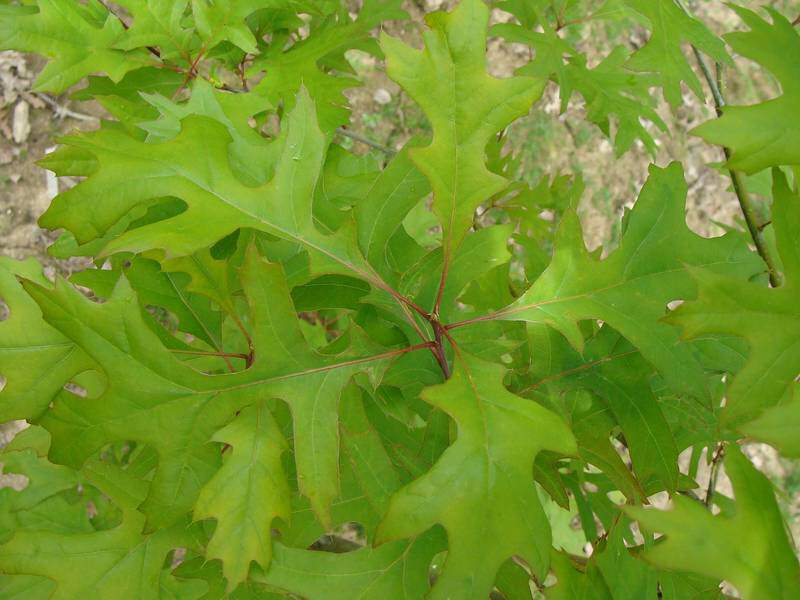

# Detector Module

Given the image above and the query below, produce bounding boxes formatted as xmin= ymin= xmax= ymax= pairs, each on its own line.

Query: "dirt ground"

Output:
xmin=1 ymin=0 xmax=798 ymax=558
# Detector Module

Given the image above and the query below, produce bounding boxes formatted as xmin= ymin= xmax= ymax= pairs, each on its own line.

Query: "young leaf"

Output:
xmin=376 ymin=353 xmax=577 ymax=598
xmin=0 ymin=0 xmax=150 ymax=92
xmin=193 ymin=401 xmax=291 ymax=590
xmin=562 ymin=47 xmax=666 ymax=156
xmin=191 ymin=0 xmax=269 ymax=54
xmin=253 ymin=531 xmax=445 ymax=599
xmin=0 ymin=258 xmax=93 ymax=422
xmin=0 ymin=459 xmax=193 ymax=600
xmin=114 ymin=0 xmax=193 ymax=60
xmin=248 ymin=0 xmax=407 ymax=132
xmin=381 ymin=0 xmax=544 ymax=255
xmin=623 ymin=0 xmax=730 ymax=106
xmin=692 ymin=6 xmax=800 ymax=173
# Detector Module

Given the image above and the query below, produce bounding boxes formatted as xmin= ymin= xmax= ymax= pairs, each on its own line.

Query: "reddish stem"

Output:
xmin=431 ymin=320 xmax=451 ymax=379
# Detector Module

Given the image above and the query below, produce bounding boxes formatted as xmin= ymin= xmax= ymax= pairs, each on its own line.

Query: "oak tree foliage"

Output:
xmin=1 ymin=0 xmax=799 ymax=598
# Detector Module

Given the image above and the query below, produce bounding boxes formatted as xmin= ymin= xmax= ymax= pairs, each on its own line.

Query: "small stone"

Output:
xmin=9 ymin=173 xmax=21 ymax=184
xmin=373 ymin=88 xmax=392 ymax=105
xmin=0 ymin=147 xmax=13 ymax=165
xmin=12 ymin=100 xmax=30 ymax=144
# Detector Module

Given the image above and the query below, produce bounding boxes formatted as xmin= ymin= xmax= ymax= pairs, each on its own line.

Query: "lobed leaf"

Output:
xmin=376 ymin=352 xmax=577 ymax=598
xmin=692 ymin=6 xmax=800 ymax=173
xmin=381 ymin=0 xmax=544 ymax=255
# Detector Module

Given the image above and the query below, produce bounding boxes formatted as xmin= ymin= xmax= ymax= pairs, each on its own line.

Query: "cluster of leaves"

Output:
xmin=1 ymin=0 xmax=799 ymax=598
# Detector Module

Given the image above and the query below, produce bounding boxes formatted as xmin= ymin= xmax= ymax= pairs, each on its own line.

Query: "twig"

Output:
xmin=691 ymin=49 xmax=782 ymax=287
xmin=336 ymin=128 xmax=396 ymax=154
xmin=432 ymin=321 xmax=451 ymax=379
xmin=35 ymin=94 xmax=99 ymax=123
xmin=172 ymin=44 xmax=209 ymax=99
xmin=793 ymin=14 xmax=800 ymax=27
xmin=98 ymin=0 xmax=162 ymax=59
xmin=431 ymin=254 xmax=449 ymax=318
xmin=679 ymin=2 xmax=782 ymax=286
xmin=704 ymin=442 xmax=726 ymax=508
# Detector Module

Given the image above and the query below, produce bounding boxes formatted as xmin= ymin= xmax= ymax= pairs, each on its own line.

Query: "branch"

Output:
xmin=432 ymin=321 xmax=451 ymax=379
xmin=336 ymin=128 xmax=396 ymax=155
xmin=97 ymin=0 xmax=162 ymax=59
xmin=704 ymin=442 xmax=726 ymax=508
xmin=35 ymin=94 xmax=99 ymax=123
xmin=679 ymin=3 xmax=782 ymax=286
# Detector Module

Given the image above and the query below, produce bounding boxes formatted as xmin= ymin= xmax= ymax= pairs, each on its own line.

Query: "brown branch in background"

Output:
xmin=237 ymin=57 xmax=249 ymax=91
xmin=704 ymin=442 xmax=726 ymax=508
xmin=677 ymin=0 xmax=782 ymax=286
xmin=793 ymin=14 xmax=800 ymax=27
xmin=35 ymin=93 xmax=98 ymax=122
xmin=690 ymin=48 xmax=782 ymax=287
xmin=336 ymin=127 xmax=396 ymax=155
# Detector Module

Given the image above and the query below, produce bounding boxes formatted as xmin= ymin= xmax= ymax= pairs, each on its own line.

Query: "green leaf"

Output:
xmin=23 ymin=248 xmax=408 ymax=530
xmin=626 ymin=446 xmax=800 ymax=599
xmin=692 ymin=6 xmax=800 ymax=173
xmin=114 ymin=0 xmax=193 ymax=60
xmin=491 ymin=23 xmax=666 ymax=156
xmin=562 ymin=47 xmax=666 ymax=156
xmin=381 ymin=0 xmax=544 ymax=253
xmin=0 ymin=458 xmax=192 ymax=600
xmin=0 ymin=0 xmax=150 ymax=93
xmin=740 ymin=384 xmax=800 ymax=457
xmin=140 ymin=79 xmax=275 ymax=185
xmin=534 ymin=326 xmax=679 ymax=494
xmin=249 ymin=0 xmax=407 ymax=132
xmin=0 ymin=258 xmax=93 ymax=421
xmin=72 ymin=256 xmax=225 ymax=351
xmin=338 ymin=385 xmax=401 ymax=516
xmin=0 ymin=428 xmax=88 ymax=543
xmin=253 ymin=531 xmax=445 ymax=599
xmin=0 ymin=573 xmax=55 ymax=600
xmin=40 ymin=89 xmax=388 ymax=297
xmin=667 ymin=171 xmax=800 ymax=424
xmin=194 ymin=401 xmax=290 ymax=589
xmin=72 ymin=68 xmax=185 ymax=124
xmin=493 ymin=163 xmax=761 ymax=400
xmin=4 ymin=0 xmax=800 ymax=595
xmin=623 ymin=0 xmax=730 ymax=106
xmin=376 ymin=353 xmax=576 ymax=598
xmin=355 ymin=145 xmax=431 ymax=283
xmin=191 ymin=0 xmax=271 ymax=54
